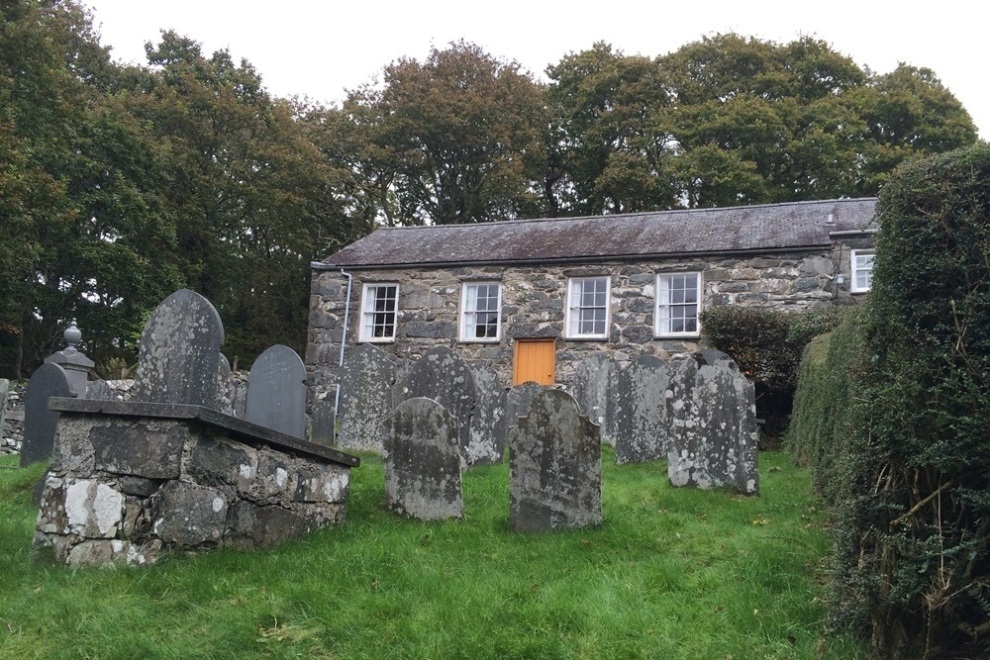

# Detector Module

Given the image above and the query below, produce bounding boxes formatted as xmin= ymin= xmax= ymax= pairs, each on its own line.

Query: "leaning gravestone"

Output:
xmin=571 ymin=352 xmax=618 ymax=445
xmin=384 ymin=397 xmax=463 ymax=520
xmin=399 ymin=347 xmax=478 ymax=465
xmin=131 ymin=289 xmax=225 ymax=408
xmin=508 ymin=389 xmax=602 ymax=532
xmin=666 ymin=357 xmax=759 ymax=495
xmin=467 ymin=363 xmax=507 ymax=465
xmin=20 ymin=363 xmax=74 ymax=466
xmin=336 ymin=343 xmax=397 ymax=452
xmin=614 ymin=355 xmax=674 ymax=464
xmin=244 ymin=345 xmax=307 ymax=439
xmin=86 ymin=379 xmax=113 ymax=401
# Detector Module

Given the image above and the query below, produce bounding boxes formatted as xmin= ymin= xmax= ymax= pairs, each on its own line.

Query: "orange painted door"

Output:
xmin=513 ymin=339 xmax=555 ymax=385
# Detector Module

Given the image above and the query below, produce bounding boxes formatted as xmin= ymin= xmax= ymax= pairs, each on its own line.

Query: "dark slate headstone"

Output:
xmin=614 ymin=355 xmax=674 ymax=464
xmin=337 ymin=343 xmax=397 ymax=452
xmin=467 ymin=363 xmax=507 ymax=465
xmin=571 ymin=352 xmax=618 ymax=445
xmin=399 ymin=347 xmax=477 ymax=466
xmin=384 ymin=397 xmax=463 ymax=521
xmin=244 ymin=345 xmax=307 ymax=439
xmin=666 ymin=358 xmax=759 ymax=495
xmin=506 ymin=381 xmax=544 ymax=426
xmin=20 ymin=363 xmax=74 ymax=466
xmin=508 ymin=389 xmax=602 ymax=532
xmin=132 ymin=289 xmax=225 ymax=408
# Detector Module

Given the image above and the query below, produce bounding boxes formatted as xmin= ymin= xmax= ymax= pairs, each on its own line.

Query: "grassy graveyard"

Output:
xmin=0 ymin=449 xmax=866 ymax=659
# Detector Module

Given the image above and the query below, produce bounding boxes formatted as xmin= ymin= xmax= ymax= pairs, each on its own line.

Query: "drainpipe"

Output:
xmin=334 ymin=269 xmax=353 ymax=422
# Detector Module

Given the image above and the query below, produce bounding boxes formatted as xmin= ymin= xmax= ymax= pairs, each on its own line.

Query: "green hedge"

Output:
xmin=786 ymin=307 xmax=866 ymax=503
xmin=791 ymin=145 xmax=990 ymax=657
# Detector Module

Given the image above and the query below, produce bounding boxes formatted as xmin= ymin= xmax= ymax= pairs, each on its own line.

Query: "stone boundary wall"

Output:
xmin=34 ymin=399 xmax=358 ymax=566
xmin=308 ymin=245 xmax=865 ymax=397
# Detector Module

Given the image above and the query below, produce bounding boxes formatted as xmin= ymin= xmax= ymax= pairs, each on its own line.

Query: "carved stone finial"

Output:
xmin=63 ymin=318 xmax=82 ymax=353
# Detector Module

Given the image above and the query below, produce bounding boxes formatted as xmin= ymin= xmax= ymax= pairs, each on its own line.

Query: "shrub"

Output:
xmin=827 ymin=145 xmax=990 ymax=658
xmin=701 ymin=305 xmax=845 ymax=442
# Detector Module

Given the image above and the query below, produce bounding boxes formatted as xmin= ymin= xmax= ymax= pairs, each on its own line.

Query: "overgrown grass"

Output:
xmin=0 ymin=451 xmax=866 ymax=659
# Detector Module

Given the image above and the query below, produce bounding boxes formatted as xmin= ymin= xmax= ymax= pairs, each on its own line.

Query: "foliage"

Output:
xmin=785 ymin=308 xmax=867 ymax=502
xmin=816 ymin=145 xmax=990 ymax=657
xmin=329 ymin=41 xmax=547 ymax=225
xmin=0 ymin=451 xmax=867 ymax=658
xmin=543 ymin=35 xmax=977 ymax=215
xmin=701 ymin=305 xmax=846 ymax=438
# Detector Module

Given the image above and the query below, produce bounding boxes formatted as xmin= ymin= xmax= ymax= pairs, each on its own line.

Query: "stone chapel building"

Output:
xmin=306 ymin=197 xmax=876 ymax=397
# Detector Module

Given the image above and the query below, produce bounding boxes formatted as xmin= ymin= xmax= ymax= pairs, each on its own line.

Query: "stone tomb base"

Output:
xmin=34 ymin=399 xmax=360 ymax=566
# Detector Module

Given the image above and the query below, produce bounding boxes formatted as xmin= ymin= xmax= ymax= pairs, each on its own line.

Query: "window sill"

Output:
xmin=359 ymin=337 xmax=396 ymax=344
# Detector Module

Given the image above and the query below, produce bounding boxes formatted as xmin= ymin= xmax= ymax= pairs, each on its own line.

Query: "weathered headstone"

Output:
xmin=399 ymin=347 xmax=478 ymax=465
xmin=666 ymin=357 xmax=759 ymax=495
xmin=384 ymin=397 xmax=463 ymax=520
xmin=86 ymin=379 xmax=113 ymax=401
xmin=20 ymin=363 xmax=74 ymax=466
xmin=244 ymin=345 xmax=307 ymax=439
xmin=506 ymin=381 xmax=544 ymax=426
xmin=0 ymin=378 xmax=9 ymax=444
xmin=571 ymin=352 xmax=618 ymax=445
xmin=336 ymin=343 xmax=397 ymax=452
xmin=614 ymin=355 xmax=674 ymax=464
xmin=309 ymin=395 xmax=335 ymax=447
xmin=467 ymin=363 xmax=507 ymax=465
xmin=508 ymin=389 xmax=602 ymax=532
xmin=132 ymin=289 xmax=225 ymax=408
xmin=214 ymin=354 xmax=236 ymax=416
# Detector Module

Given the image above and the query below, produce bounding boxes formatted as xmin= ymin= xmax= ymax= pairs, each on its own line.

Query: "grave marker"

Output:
xmin=336 ymin=343 xmax=397 ymax=452
xmin=384 ymin=398 xmax=463 ymax=520
xmin=244 ymin=345 xmax=307 ymax=439
xmin=132 ymin=289 xmax=225 ymax=408
xmin=508 ymin=389 xmax=602 ymax=532
xmin=614 ymin=355 xmax=673 ymax=464
xmin=20 ymin=363 xmax=74 ymax=466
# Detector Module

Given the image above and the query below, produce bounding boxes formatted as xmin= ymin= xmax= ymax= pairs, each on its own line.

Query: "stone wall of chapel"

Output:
xmin=306 ymin=245 xmax=868 ymax=399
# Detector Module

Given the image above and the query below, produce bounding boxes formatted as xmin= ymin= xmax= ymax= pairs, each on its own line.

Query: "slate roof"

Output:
xmin=315 ymin=198 xmax=877 ymax=270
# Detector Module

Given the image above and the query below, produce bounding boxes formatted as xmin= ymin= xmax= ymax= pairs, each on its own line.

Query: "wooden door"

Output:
xmin=513 ymin=339 xmax=555 ymax=385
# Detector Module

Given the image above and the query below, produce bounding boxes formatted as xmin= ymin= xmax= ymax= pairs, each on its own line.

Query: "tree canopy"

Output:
xmin=0 ymin=2 xmax=979 ymax=377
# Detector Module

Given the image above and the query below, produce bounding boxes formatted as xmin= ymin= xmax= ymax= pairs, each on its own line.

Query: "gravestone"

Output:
xmin=666 ymin=357 xmax=759 ymax=495
xmin=614 ymin=355 xmax=674 ymax=464
xmin=309 ymin=395 xmax=335 ymax=447
xmin=214 ymin=354 xmax=236 ymax=416
xmin=0 ymin=378 xmax=8 ymax=443
xmin=571 ymin=353 xmax=618 ymax=445
xmin=506 ymin=381 xmax=544 ymax=426
xmin=244 ymin=345 xmax=307 ymax=439
xmin=384 ymin=397 xmax=463 ymax=520
xmin=20 ymin=363 xmax=74 ymax=466
xmin=131 ymin=289 xmax=225 ymax=408
xmin=337 ymin=343 xmax=397 ymax=452
xmin=86 ymin=379 xmax=113 ymax=401
xmin=467 ymin=363 xmax=507 ymax=465
xmin=508 ymin=389 xmax=602 ymax=532
xmin=399 ymin=347 xmax=477 ymax=465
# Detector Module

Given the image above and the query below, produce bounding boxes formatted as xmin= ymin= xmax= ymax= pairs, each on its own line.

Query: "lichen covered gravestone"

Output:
xmin=384 ymin=397 xmax=463 ymax=521
xmin=506 ymin=381 xmax=544 ymax=429
xmin=666 ymin=356 xmax=759 ymax=495
xmin=131 ymin=289 xmax=225 ymax=408
xmin=614 ymin=355 xmax=673 ymax=464
xmin=244 ymin=345 xmax=307 ymax=439
xmin=399 ymin=347 xmax=479 ymax=466
xmin=467 ymin=363 xmax=506 ymax=465
xmin=336 ymin=343 xmax=397 ymax=451
xmin=508 ymin=389 xmax=602 ymax=532
xmin=571 ymin=352 xmax=618 ymax=445
xmin=20 ymin=363 xmax=74 ymax=466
